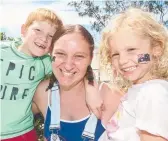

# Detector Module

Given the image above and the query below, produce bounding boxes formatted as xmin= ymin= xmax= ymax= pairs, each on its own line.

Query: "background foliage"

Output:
xmin=68 ymin=0 xmax=168 ymax=32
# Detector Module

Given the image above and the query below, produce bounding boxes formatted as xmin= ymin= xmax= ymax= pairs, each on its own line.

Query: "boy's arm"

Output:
xmin=40 ymin=55 xmax=52 ymax=76
xmin=33 ymin=80 xmax=49 ymax=118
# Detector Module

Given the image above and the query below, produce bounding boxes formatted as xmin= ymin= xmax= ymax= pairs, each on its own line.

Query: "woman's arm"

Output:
xmin=32 ymin=80 xmax=50 ymax=118
xmin=84 ymin=79 xmax=103 ymax=119
xmin=84 ymin=78 xmax=122 ymax=124
xmin=100 ymin=83 xmax=122 ymax=126
xmin=32 ymin=101 xmax=40 ymax=115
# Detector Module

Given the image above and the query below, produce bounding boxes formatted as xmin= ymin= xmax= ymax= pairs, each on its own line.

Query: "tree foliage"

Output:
xmin=0 ymin=32 xmax=7 ymax=40
xmin=68 ymin=0 xmax=168 ymax=32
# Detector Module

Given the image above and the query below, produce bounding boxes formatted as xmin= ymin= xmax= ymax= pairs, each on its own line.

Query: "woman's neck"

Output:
xmin=60 ymin=81 xmax=85 ymax=97
xmin=59 ymin=81 xmax=90 ymax=121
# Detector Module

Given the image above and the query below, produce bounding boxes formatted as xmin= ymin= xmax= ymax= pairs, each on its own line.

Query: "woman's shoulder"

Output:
xmin=34 ymin=79 xmax=50 ymax=101
xmin=37 ymin=79 xmax=50 ymax=90
xmin=99 ymin=82 xmax=123 ymax=96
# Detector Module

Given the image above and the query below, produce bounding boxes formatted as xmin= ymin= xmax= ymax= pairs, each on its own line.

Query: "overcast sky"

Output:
xmin=0 ymin=0 xmax=95 ymax=37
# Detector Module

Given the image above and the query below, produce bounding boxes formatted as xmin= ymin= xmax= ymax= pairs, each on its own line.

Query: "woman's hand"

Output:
xmin=84 ymin=78 xmax=103 ymax=119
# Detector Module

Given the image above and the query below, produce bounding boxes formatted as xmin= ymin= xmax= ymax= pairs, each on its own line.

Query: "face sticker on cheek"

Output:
xmin=138 ymin=53 xmax=150 ymax=64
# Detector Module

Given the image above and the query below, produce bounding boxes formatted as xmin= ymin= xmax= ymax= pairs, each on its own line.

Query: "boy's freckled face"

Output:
xmin=109 ymin=29 xmax=155 ymax=84
xmin=22 ymin=21 xmax=56 ymax=57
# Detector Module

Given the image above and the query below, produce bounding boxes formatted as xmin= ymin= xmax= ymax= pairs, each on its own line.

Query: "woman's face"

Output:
xmin=51 ymin=33 xmax=92 ymax=90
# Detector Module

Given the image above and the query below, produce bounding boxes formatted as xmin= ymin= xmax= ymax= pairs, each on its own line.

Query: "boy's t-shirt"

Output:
xmin=0 ymin=42 xmax=52 ymax=139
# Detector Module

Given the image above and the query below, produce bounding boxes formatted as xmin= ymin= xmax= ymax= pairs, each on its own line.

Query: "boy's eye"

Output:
xmin=48 ymin=35 xmax=53 ymax=38
xmin=35 ymin=29 xmax=41 ymax=32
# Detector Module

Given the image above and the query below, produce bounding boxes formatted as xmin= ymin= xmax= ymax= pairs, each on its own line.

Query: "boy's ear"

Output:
xmin=21 ymin=24 xmax=26 ymax=37
xmin=152 ymin=45 xmax=163 ymax=57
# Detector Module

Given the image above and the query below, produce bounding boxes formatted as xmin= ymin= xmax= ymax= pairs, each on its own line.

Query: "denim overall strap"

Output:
xmin=81 ymin=83 xmax=104 ymax=141
xmin=82 ymin=113 xmax=98 ymax=141
xmin=49 ymin=83 xmax=60 ymax=141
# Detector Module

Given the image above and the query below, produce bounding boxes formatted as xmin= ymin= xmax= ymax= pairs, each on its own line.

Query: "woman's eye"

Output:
xmin=56 ymin=52 xmax=65 ymax=56
xmin=75 ymin=55 xmax=84 ymax=59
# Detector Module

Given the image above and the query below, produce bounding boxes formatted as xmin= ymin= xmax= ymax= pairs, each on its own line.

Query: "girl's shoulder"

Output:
xmin=136 ymin=79 xmax=168 ymax=101
xmin=140 ymin=79 xmax=168 ymax=91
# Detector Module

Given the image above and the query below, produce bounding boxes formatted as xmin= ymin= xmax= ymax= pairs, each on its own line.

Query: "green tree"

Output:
xmin=68 ymin=0 xmax=168 ymax=32
xmin=0 ymin=32 xmax=21 ymax=41
xmin=0 ymin=32 xmax=7 ymax=40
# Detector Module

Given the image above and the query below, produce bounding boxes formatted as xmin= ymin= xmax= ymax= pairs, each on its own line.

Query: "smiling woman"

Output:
xmin=32 ymin=24 xmax=105 ymax=141
xmin=51 ymin=26 xmax=93 ymax=90
xmin=32 ymin=24 xmax=121 ymax=141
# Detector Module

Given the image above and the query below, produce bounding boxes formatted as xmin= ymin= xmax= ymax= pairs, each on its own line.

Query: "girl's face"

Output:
xmin=51 ymin=33 xmax=92 ymax=90
xmin=109 ymin=29 xmax=158 ymax=84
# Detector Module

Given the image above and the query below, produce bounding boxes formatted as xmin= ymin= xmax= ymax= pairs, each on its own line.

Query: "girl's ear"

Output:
xmin=21 ymin=24 xmax=26 ymax=37
xmin=152 ymin=45 xmax=163 ymax=57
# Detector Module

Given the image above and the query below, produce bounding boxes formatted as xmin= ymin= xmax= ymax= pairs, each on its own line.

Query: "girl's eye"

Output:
xmin=127 ymin=48 xmax=136 ymax=52
xmin=111 ymin=53 xmax=119 ymax=58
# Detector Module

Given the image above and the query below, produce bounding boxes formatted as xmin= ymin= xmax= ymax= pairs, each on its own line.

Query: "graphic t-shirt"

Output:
xmin=0 ymin=42 xmax=52 ymax=139
xmin=99 ymin=79 xmax=168 ymax=141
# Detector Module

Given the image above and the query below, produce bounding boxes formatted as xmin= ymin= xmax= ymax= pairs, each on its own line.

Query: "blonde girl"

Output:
xmin=98 ymin=8 xmax=168 ymax=141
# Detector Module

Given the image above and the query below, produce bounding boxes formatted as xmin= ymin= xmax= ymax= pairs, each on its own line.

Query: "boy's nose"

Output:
xmin=41 ymin=35 xmax=48 ymax=43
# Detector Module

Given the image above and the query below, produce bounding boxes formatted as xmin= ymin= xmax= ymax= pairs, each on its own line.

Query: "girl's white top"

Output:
xmin=99 ymin=79 xmax=168 ymax=141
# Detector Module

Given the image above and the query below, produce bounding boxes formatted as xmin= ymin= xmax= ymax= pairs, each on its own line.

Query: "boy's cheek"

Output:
xmin=48 ymin=46 xmax=53 ymax=55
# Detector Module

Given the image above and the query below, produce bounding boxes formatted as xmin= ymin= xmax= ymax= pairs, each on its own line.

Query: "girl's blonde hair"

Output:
xmin=99 ymin=8 xmax=168 ymax=91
